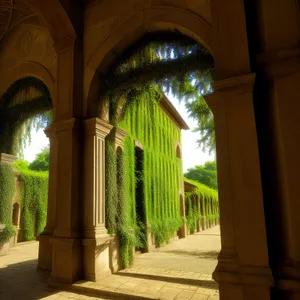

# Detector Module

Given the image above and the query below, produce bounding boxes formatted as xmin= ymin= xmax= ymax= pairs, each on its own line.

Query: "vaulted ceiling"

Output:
xmin=0 ymin=0 xmax=42 ymax=45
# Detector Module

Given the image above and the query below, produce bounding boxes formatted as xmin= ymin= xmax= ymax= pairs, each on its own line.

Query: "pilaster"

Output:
xmin=38 ymin=126 xmax=57 ymax=271
xmin=205 ymin=73 xmax=273 ymax=300
xmin=82 ymin=118 xmax=114 ymax=281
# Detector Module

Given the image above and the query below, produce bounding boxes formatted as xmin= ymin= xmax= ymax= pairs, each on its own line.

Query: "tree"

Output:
xmin=28 ymin=146 xmax=50 ymax=172
xmin=185 ymin=92 xmax=215 ymax=154
xmin=184 ymin=161 xmax=218 ymax=190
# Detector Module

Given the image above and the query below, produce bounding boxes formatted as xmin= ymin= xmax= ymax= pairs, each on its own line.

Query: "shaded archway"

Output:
xmin=0 ymin=77 xmax=52 ymax=155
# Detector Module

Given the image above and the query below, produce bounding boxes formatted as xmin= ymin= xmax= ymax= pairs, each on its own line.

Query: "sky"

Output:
xmin=23 ymin=97 xmax=214 ymax=172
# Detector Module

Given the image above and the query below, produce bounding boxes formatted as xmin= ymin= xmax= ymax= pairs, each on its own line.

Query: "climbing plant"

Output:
xmin=0 ymin=77 xmax=52 ymax=156
xmin=105 ymin=90 xmax=185 ymax=267
xmin=184 ymin=177 xmax=219 ymax=232
xmin=14 ymin=161 xmax=48 ymax=241
xmin=0 ymin=163 xmax=16 ymax=243
xmin=95 ymin=31 xmax=215 ymax=153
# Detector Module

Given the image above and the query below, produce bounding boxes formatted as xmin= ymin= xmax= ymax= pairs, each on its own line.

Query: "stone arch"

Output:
xmin=0 ymin=62 xmax=55 ymax=103
xmin=84 ymin=5 xmax=213 ymax=117
xmin=25 ymin=0 xmax=76 ymax=43
xmin=0 ymin=76 xmax=53 ymax=155
xmin=12 ymin=202 xmax=20 ymax=227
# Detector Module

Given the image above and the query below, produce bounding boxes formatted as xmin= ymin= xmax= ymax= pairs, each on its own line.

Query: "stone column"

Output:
xmin=38 ymin=127 xmax=57 ymax=271
xmin=48 ymin=118 xmax=82 ymax=285
xmin=48 ymin=35 xmax=84 ymax=285
xmin=178 ymin=191 xmax=187 ymax=238
xmin=196 ymin=196 xmax=202 ymax=232
xmin=249 ymin=0 xmax=300 ymax=297
xmin=205 ymin=74 xmax=273 ymax=300
xmin=82 ymin=118 xmax=113 ymax=281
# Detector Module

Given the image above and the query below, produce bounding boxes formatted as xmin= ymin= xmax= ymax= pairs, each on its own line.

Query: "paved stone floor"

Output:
xmin=0 ymin=226 xmax=220 ymax=300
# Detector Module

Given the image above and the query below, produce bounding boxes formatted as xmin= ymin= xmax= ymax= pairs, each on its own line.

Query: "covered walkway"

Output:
xmin=0 ymin=227 xmax=220 ymax=300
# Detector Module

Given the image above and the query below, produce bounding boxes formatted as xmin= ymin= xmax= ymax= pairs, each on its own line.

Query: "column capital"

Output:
xmin=212 ymin=73 xmax=255 ymax=94
xmin=257 ymin=46 xmax=300 ymax=77
xmin=84 ymin=118 xmax=113 ymax=138
xmin=113 ymin=127 xmax=128 ymax=149
xmin=205 ymin=73 xmax=255 ymax=111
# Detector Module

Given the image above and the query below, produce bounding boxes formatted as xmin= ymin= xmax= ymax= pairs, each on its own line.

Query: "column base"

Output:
xmin=49 ymin=237 xmax=82 ymax=284
xmin=38 ymin=233 xmax=53 ymax=271
xmin=82 ymin=235 xmax=114 ymax=281
xmin=213 ymin=250 xmax=273 ymax=300
xmin=109 ymin=237 xmax=121 ymax=273
xmin=275 ymin=262 xmax=300 ymax=296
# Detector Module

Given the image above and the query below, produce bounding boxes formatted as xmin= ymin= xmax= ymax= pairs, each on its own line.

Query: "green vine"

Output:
xmin=14 ymin=162 xmax=48 ymax=241
xmin=105 ymin=90 xmax=186 ymax=267
xmin=0 ymin=163 xmax=16 ymax=243
xmin=184 ymin=177 xmax=219 ymax=231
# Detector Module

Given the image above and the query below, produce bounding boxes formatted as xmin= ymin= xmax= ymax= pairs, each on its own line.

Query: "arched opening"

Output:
xmin=176 ymin=144 xmax=182 ymax=159
xmin=87 ymin=25 xmax=220 ymax=297
xmin=12 ymin=202 xmax=19 ymax=227
xmin=0 ymin=76 xmax=52 ymax=248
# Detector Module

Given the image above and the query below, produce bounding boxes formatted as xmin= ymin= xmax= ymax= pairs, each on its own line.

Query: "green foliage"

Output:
xmin=184 ymin=88 xmax=215 ymax=154
xmin=121 ymin=93 xmax=182 ymax=259
xmin=0 ymin=164 xmax=16 ymax=243
xmin=29 ymin=146 xmax=50 ymax=172
xmin=0 ymin=77 xmax=52 ymax=156
xmin=14 ymin=161 xmax=48 ymax=241
xmin=105 ymin=140 xmax=118 ymax=234
xmin=94 ymin=31 xmax=215 ymax=153
xmin=185 ymin=161 xmax=218 ymax=190
xmin=184 ymin=177 xmax=219 ymax=231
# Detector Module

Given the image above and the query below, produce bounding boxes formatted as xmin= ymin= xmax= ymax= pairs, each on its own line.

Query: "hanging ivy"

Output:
xmin=0 ymin=77 xmax=52 ymax=156
xmin=105 ymin=89 xmax=187 ymax=267
xmin=95 ymin=31 xmax=215 ymax=154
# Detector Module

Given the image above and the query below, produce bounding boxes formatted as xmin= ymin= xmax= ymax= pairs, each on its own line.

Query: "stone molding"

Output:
xmin=84 ymin=117 xmax=113 ymax=138
xmin=257 ymin=47 xmax=300 ymax=77
xmin=114 ymin=128 xmax=128 ymax=149
xmin=0 ymin=153 xmax=18 ymax=165
xmin=212 ymin=73 xmax=255 ymax=94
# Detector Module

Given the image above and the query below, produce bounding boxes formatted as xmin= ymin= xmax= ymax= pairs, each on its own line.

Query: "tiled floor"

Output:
xmin=0 ymin=226 xmax=220 ymax=300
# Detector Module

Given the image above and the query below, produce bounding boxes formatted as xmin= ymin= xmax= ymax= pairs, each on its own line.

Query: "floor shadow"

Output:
xmin=117 ymin=271 xmax=218 ymax=290
xmin=159 ymin=249 xmax=219 ymax=259
xmin=0 ymin=259 xmax=59 ymax=300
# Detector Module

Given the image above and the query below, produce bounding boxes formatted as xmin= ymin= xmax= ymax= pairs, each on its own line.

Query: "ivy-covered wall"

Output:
xmin=106 ymin=93 xmax=184 ymax=267
xmin=0 ymin=163 xmax=16 ymax=243
xmin=184 ymin=177 xmax=219 ymax=233
xmin=14 ymin=162 xmax=48 ymax=241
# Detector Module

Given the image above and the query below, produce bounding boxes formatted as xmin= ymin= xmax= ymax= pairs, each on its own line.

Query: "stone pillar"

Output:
xmin=48 ymin=118 xmax=83 ymax=285
xmin=82 ymin=118 xmax=113 ymax=281
xmin=178 ymin=191 xmax=187 ymax=238
xmin=248 ymin=0 xmax=300 ymax=297
xmin=196 ymin=197 xmax=202 ymax=232
xmin=48 ymin=35 xmax=84 ymax=285
xmin=38 ymin=127 xmax=57 ymax=271
xmin=205 ymin=74 xmax=273 ymax=300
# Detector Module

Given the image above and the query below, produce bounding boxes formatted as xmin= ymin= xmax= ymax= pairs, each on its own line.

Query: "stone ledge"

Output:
xmin=0 ymin=153 xmax=18 ymax=165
